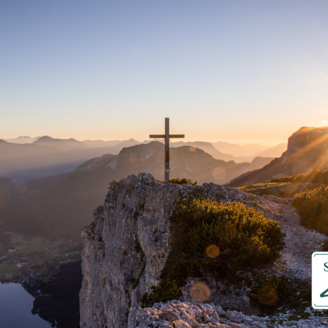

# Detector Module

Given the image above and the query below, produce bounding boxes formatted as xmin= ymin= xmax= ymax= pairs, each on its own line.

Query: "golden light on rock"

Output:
xmin=129 ymin=155 xmax=138 ymax=164
xmin=190 ymin=146 xmax=197 ymax=152
xmin=189 ymin=282 xmax=211 ymax=302
xmin=212 ymin=167 xmax=226 ymax=180
xmin=257 ymin=285 xmax=278 ymax=305
xmin=206 ymin=245 xmax=220 ymax=258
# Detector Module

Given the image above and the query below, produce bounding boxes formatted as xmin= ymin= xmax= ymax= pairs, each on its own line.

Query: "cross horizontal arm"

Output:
xmin=149 ymin=134 xmax=185 ymax=138
xmin=149 ymin=134 xmax=165 ymax=138
xmin=168 ymin=134 xmax=185 ymax=138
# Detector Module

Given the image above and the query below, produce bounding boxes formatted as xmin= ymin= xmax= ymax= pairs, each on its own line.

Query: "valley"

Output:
xmin=1 ymin=128 xmax=328 ymax=328
xmin=0 ymin=232 xmax=81 ymax=282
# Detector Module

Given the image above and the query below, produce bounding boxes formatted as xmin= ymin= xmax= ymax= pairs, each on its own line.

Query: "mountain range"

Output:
xmin=230 ymin=127 xmax=328 ymax=186
xmin=1 ymin=136 xmax=280 ymax=181
xmin=1 ymin=126 xmax=324 ymax=246
xmin=0 ymin=137 xmax=143 ymax=180
xmin=0 ymin=141 xmax=274 ymax=242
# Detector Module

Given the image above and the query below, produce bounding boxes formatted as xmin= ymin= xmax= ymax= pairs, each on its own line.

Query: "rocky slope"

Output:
xmin=230 ymin=127 xmax=328 ymax=186
xmin=130 ymin=300 xmax=328 ymax=328
xmin=79 ymin=172 xmax=326 ymax=328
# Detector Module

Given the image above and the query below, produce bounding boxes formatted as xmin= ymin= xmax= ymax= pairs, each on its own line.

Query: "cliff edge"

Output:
xmin=79 ymin=172 xmax=252 ymax=327
xmin=80 ymin=172 xmax=325 ymax=328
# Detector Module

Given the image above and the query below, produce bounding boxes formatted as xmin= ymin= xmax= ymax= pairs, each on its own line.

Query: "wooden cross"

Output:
xmin=150 ymin=118 xmax=185 ymax=181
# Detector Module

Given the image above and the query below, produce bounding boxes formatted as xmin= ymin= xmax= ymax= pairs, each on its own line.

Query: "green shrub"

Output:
xmin=141 ymin=280 xmax=183 ymax=308
xmin=163 ymin=199 xmax=284 ymax=285
xmin=248 ymin=275 xmax=290 ymax=307
xmin=142 ymin=198 xmax=285 ymax=307
xmin=249 ymin=276 xmax=313 ymax=317
xmin=268 ymin=168 xmax=328 ymax=185
xmin=163 ymin=178 xmax=197 ymax=185
xmin=293 ymin=184 xmax=328 ymax=234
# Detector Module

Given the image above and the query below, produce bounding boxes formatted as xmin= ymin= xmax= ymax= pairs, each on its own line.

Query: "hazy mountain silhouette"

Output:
xmin=34 ymin=136 xmax=88 ymax=151
xmin=104 ymin=138 xmax=142 ymax=154
xmin=82 ymin=140 xmax=122 ymax=148
xmin=1 ymin=136 xmax=278 ymax=182
xmin=0 ymin=142 xmax=273 ymax=242
xmin=0 ymin=137 xmax=143 ymax=181
xmin=230 ymin=127 xmax=328 ymax=186
xmin=172 ymin=141 xmax=260 ymax=163
xmin=172 ymin=141 xmax=236 ymax=161
xmin=255 ymin=143 xmax=287 ymax=158
xmin=212 ymin=141 xmax=268 ymax=156
xmin=0 ymin=139 xmax=82 ymax=180
xmin=5 ymin=136 xmax=40 ymax=144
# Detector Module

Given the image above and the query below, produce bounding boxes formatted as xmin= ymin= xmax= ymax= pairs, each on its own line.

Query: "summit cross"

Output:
xmin=149 ymin=117 xmax=185 ymax=182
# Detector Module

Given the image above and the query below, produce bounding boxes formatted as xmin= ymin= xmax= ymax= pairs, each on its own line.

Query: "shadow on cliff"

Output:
xmin=23 ymin=261 xmax=82 ymax=328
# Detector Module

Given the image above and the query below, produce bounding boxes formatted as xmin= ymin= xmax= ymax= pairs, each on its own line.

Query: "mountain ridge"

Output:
xmin=0 ymin=142 xmax=273 ymax=241
xmin=230 ymin=127 xmax=328 ymax=186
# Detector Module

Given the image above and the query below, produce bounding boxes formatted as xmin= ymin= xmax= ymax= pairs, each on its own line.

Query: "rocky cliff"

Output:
xmin=229 ymin=126 xmax=328 ymax=186
xmin=79 ymin=172 xmax=254 ymax=328
xmin=80 ymin=172 xmax=174 ymax=328
xmin=80 ymin=172 xmax=326 ymax=328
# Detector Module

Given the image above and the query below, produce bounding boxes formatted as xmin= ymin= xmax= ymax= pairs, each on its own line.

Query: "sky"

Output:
xmin=1 ymin=0 xmax=328 ymax=146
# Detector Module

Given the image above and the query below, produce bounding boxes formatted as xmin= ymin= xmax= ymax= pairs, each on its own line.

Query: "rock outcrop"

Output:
xmin=80 ymin=171 xmax=327 ymax=328
xmin=230 ymin=126 xmax=328 ymax=186
xmin=129 ymin=300 xmax=328 ymax=328
xmin=79 ymin=172 xmax=266 ymax=328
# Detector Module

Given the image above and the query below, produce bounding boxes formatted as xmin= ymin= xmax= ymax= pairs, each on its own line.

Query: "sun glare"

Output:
xmin=189 ymin=282 xmax=211 ymax=302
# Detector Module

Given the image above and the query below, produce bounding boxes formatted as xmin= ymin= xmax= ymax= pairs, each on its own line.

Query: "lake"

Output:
xmin=0 ymin=282 xmax=52 ymax=328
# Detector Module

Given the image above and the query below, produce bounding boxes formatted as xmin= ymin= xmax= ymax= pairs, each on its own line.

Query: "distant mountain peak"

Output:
xmin=34 ymin=136 xmax=80 ymax=143
xmin=230 ymin=126 xmax=328 ymax=186
xmin=36 ymin=136 xmax=54 ymax=141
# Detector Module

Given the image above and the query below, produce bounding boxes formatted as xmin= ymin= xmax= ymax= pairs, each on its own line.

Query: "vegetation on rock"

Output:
xmin=248 ymin=275 xmax=290 ymax=307
xmin=248 ymin=275 xmax=316 ymax=319
xmin=142 ymin=198 xmax=285 ymax=307
xmin=293 ymin=184 xmax=328 ymax=235
xmin=141 ymin=280 xmax=183 ymax=308
xmin=161 ymin=178 xmax=197 ymax=185
xmin=268 ymin=168 xmax=328 ymax=185
xmin=237 ymin=182 xmax=307 ymax=198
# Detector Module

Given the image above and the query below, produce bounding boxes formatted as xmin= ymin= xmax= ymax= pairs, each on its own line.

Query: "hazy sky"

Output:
xmin=1 ymin=1 xmax=328 ymax=145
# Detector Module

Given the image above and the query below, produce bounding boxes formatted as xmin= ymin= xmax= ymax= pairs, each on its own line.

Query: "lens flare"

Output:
xmin=206 ymin=245 xmax=220 ymax=258
xmin=189 ymin=282 xmax=210 ymax=302
xmin=129 ymin=155 xmax=138 ymax=164
xmin=190 ymin=146 xmax=197 ymax=152
xmin=257 ymin=285 xmax=278 ymax=305
xmin=212 ymin=167 xmax=226 ymax=180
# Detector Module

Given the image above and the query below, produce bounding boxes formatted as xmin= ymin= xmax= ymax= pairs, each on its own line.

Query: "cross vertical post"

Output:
xmin=165 ymin=118 xmax=170 ymax=181
xmin=149 ymin=118 xmax=185 ymax=182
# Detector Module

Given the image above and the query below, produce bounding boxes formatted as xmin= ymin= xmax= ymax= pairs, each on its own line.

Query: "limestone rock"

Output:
xmin=79 ymin=172 xmax=326 ymax=327
xmin=225 ymin=311 xmax=245 ymax=323
xmin=79 ymin=172 xmax=263 ymax=328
